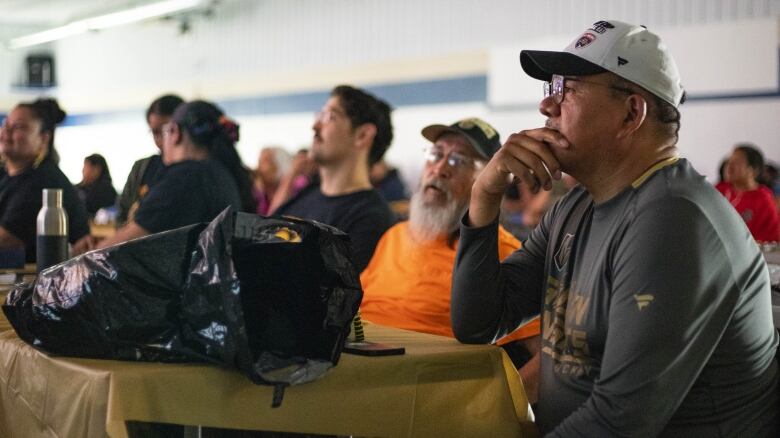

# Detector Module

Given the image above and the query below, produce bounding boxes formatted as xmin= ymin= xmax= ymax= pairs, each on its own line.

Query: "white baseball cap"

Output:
xmin=520 ymin=20 xmax=684 ymax=107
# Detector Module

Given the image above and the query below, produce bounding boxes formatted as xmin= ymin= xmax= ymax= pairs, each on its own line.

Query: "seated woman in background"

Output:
xmin=74 ymin=100 xmax=256 ymax=253
xmin=252 ymin=146 xmax=291 ymax=215
xmin=716 ymin=143 xmax=780 ymax=242
xmin=0 ymin=98 xmax=90 ymax=263
xmin=76 ymin=153 xmax=117 ymax=216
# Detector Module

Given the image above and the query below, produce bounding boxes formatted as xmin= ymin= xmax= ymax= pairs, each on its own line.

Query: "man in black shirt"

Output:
xmin=116 ymin=94 xmax=183 ymax=225
xmin=275 ymin=85 xmax=396 ymax=272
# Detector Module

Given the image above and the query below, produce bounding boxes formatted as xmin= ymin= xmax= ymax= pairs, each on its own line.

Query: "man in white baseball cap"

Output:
xmin=451 ymin=20 xmax=778 ymax=436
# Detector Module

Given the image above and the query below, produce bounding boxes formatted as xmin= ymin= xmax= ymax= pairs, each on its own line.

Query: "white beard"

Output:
xmin=408 ymin=179 xmax=468 ymax=243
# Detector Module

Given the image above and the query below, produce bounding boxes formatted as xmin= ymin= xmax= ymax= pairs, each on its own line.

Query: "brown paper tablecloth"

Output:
xmin=0 ymin=301 xmax=10 ymax=333
xmin=0 ymin=319 xmax=536 ymax=437
xmin=0 ymin=264 xmax=36 ymax=334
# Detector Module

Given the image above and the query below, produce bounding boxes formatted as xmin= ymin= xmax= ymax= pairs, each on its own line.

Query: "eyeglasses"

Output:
xmin=543 ymin=75 xmax=566 ymax=104
xmin=543 ymin=74 xmax=635 ymax=104
xmin=423 ymin=146 xmax=482 ymax=170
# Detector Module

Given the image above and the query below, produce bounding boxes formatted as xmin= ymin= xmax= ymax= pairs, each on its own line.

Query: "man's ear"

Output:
xmin=618 ymin=94 xmax=648 ymax=139
xmin=354 ymin=123 xmax=377 ymax=150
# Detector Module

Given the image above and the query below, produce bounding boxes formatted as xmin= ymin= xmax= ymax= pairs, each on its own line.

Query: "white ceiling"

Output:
xmin=0 ymin=0 xmax=209 ymax=43
xmin=0 ymin=1 xmax=158 ymax=26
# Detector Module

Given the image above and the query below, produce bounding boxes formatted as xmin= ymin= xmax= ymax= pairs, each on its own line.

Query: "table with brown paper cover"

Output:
xmin=0 ymin=265 xmax=35 ymax=333
xmin=0 ymin=308 xmax=536 ymax=438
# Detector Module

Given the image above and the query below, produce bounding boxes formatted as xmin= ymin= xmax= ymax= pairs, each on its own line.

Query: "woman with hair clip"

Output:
xmin=0 ymin=98 xmax=90 ymax=263
xmin=74 ymin=100 xmax=255 ymax=253
xmin=76 ymin=153 xmax=117 ymax=216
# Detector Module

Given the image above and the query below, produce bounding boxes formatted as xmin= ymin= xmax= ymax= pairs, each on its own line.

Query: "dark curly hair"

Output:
xmin=173 ymin=100 xmax=256 ymax=213
xmin=146 ymin=94 xmax=183 ymax=121
xmin=16 ymin=98 xmax=66 ymax=163
xmin=331 ymin=85 xmax=393 ymax=167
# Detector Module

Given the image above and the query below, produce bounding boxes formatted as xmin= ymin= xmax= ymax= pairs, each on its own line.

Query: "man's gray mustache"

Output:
xmin=423 ymin=178 xmax=449 ymax=193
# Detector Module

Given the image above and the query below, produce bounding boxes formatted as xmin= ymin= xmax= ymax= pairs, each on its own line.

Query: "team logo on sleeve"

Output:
xmin=634 ymin=293 xmax=654 ymax=311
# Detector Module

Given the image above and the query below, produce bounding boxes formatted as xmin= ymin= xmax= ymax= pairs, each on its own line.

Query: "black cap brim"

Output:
xmin=520 ymin=50 xmax=607 ymax=81
xmin=421 ymin=125 xmax=490 ymax=160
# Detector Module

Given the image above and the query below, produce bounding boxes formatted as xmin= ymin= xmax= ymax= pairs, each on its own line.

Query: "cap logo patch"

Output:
xmin=575 ymin=32 xmax=596 ymax=48
xmin=458 ymin=118 xmax=497 ymax=139
xmin=590 ymin=21 xmax=615 ymax=34
xmin=617 ymin=57 xmax=628 ymax=66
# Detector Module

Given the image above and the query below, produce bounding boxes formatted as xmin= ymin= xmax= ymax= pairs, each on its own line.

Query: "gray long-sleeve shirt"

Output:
xmin=452 ymin=158 xmax=779 ymax=437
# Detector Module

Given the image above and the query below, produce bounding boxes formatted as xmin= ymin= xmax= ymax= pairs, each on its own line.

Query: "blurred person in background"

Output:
xmin=760 ymin=162 xmax=779 ymax=192
xmin=0 ymin=98 xmax=90 ymax=262
xmin=360 ymin=117 xmax=542 ymax=402
xmin=74 ymin=100 xmax=254 ymax=253
xmin=369 ymin=158 xmax=408 ymax=202
xmin=252 ymin=146 xmax=291 ymax=215
xmin=501 ymin=174 xmax=578 ymax=241
xmin=274 ymin=85 xmax=396 ymax=272
xmin=116 ymin=94 xmax=183 ymax=225
xmin=267 ymin=148 xmax=318 ymax=214
xmin=716 ymin=143 xmax=780 ymax=242
xmin=76 ymin=153 xmax=117 ymax=217
xmin=370 ymin=158 xmax=410 ymax=219
xmin=760 ymin=162 xmax=780 ymax=208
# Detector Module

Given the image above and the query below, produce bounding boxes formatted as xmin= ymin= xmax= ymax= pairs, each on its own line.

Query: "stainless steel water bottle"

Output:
xmin=36 ymin=188 xmax=69 ymax=272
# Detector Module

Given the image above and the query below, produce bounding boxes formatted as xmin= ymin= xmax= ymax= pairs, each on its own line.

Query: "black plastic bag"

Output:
xmin=2 ymin=209 xmax=362 ymax=386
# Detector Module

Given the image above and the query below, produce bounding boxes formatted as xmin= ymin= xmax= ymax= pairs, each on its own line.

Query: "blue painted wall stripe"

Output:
xmin=219 ymin=75 xmax=488 ymax=118
xmin=0 ymin=75 xmax=488 ymax=126
xmin=1 ymin=74 xmax=779 ymax=126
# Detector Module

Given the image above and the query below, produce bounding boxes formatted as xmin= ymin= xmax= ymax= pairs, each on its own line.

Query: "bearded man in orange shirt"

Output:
xmin=360 ymin=118 xmax=542 ymax=402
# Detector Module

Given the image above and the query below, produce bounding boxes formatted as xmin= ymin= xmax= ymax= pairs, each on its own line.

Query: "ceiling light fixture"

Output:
xmin=7 ymin=0 xmax=204 ymax=50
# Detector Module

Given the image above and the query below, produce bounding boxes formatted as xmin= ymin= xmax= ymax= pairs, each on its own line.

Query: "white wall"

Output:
xmin=56 ymin=120 xmax=154 ymax=194
xmin=14 ymin=0 xmax=779 ymax=112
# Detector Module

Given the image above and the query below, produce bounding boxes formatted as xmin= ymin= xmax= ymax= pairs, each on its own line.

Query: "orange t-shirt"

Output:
xmin=360 ymin=221 xmax=540 ymax=342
